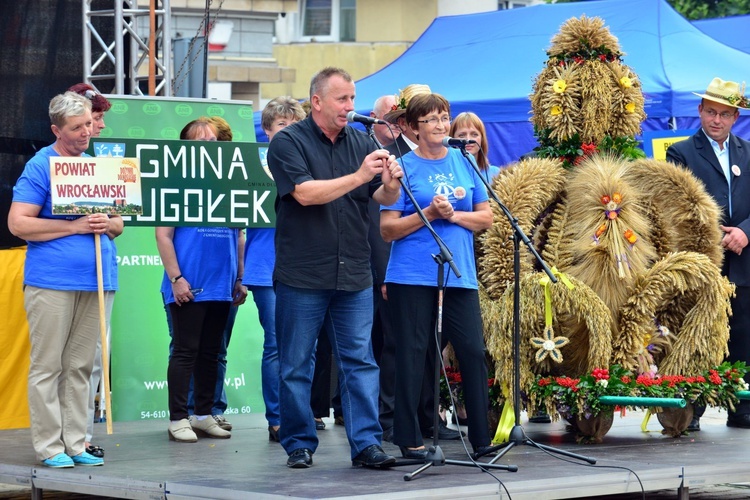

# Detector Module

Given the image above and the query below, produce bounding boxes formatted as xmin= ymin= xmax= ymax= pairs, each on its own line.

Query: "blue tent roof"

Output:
xmin=351 ymin=0 xmax=750 ymax=164
xmin=693 ymin=15 xmax=750 ymax=54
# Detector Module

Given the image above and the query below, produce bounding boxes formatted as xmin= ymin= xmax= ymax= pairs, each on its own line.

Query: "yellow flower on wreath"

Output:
xmin=553 ymin=79 xmax=567 ymax=93
xmin=551 ymin=105 xmax=562 ymax=116
xmin=619 ymin=76 xmax=632 ymax=88
xmin=625 ymin=102 xmax=636 ymax=113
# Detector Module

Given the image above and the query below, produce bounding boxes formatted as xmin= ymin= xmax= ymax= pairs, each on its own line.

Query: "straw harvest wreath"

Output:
xmin=477 ymin=16 xmax=734 ymax=411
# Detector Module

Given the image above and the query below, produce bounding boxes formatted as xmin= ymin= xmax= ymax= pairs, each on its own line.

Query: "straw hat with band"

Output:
xmin=693 ymin=77 xmax=749 ymax=109
xmin=383 ymin=84 xmax=432 ymax=123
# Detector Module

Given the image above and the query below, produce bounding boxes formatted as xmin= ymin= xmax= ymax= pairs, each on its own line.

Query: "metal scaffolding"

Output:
xmin=83 ymin=0 xmax=172 ymax=96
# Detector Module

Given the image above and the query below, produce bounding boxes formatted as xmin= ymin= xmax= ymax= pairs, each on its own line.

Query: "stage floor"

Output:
xmin=1 ymin=407 xmax=749 ymax=499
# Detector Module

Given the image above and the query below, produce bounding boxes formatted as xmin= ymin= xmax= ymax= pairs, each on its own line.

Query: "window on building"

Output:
xmin=302 ymin=0 xmax=332 ymax=37
xmin=300 ymin=0 xmax=355 ymax=42
xmin=498 ymin=1 xmax=529 ymax=9
xmin=340 ymin=0 xmax=356 ymax=41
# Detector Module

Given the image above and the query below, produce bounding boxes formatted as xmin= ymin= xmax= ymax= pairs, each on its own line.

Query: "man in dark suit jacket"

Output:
xmin=666 ymin=76 xmax=750 ymax=430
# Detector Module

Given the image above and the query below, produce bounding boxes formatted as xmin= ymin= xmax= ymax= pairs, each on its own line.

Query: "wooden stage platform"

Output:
xmin=1 ymin=407 xmax=749 ymax=499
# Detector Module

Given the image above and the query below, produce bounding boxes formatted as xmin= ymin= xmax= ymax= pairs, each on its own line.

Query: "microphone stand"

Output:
xmin=456 ymin=146 xmax=596 ymax=466
xmin=366 ymin=125 xmax=517 ymax=479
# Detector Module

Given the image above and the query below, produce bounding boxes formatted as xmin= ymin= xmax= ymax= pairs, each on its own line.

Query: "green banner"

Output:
xmin=110 ymin=227 xmax=265 ymax=422
xmin=101 ymin=96 xmax=256 ymax=142
xmin=102 ymin=96 xmax=268 ymax=423
xmin=90 ymin=138 xmax=274 ymax=227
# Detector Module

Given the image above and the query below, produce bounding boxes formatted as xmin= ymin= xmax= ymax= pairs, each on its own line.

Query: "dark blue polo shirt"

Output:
xmin=268 ymin=115 xmax=381 ymax=291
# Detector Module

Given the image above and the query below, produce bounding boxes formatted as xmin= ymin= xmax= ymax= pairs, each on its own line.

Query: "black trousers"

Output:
xmin=729 ymin=285 xmax=750 ymax=415
xmin=388 ymin=284 xmax=490 ymax=448
xmin=168 ymin=301 xmax=231 ymax=420
xmin=372 ymin=284 xmax=396 ymax=431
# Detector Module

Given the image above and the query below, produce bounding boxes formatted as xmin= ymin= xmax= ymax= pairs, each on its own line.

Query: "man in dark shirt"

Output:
xmin=667 ymin=77 xmax=750 ymax=431
xmin=268 ymin=67 xmax=402 ymax=469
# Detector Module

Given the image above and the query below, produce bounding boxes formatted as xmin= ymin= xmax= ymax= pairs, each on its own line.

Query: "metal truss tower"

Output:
xmin=83 ymin=0 xmax=172 ymax=96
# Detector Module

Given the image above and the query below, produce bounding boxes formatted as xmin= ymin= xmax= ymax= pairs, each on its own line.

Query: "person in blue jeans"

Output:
xmin=267 ymin=67 xmax=402 ymax=469
xmin=243 ymin=96 xmax=307 ymax=442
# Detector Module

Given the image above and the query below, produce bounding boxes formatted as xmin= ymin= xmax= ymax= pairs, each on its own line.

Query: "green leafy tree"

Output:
xmin=543 ymin=0 xmax=750 ymax=20
xmin=669 ymin=0 xmax=750 ymax=19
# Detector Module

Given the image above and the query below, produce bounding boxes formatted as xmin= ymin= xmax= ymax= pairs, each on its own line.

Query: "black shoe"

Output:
xmin=268 ymin=426 xmax=280 ymax=442
xmin=382 ymin=426 xmax=394 ymax=443
xmin=726 ymin=414 xmax=750 ymax=429
xmin=352 ymin=444 xmax=396 ymax=468
xmin=399 ymin=446 xmax=428 ymax=460
xmin=85 ymin=445 xmax=104 ymax=458
xmin=423 ymin=422 xmax=465 ymax=440
xmin=334 ymin=415 xmax=345 ymax=426
xmin=314 ymin=418 xmax=326 ymax=430
xmin=687 ymin=416 xmax=701 ymax=432
xmin=287 ymin=448 xmax=313 ymax=468
xmin=529 ymin=412 xmax=552 ymax=424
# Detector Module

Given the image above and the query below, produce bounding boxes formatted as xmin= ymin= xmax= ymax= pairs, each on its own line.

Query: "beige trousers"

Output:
xmin=24 ymin=286 xmax=108 ymax=461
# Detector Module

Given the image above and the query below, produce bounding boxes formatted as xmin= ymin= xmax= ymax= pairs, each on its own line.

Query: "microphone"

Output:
xmin=442 ymin=137 xmax=477 ymax=148
xmin=347 ymin=111 xmax=386 ymax=126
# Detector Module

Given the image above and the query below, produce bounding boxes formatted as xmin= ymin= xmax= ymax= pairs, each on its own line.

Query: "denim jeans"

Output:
xmin=248 ymin=286 xmax=280 ymax=426
xmin=164 ymin=294 xmax=236 ymax=415
xmin=275 ymin=283 xmax=382 ymax=459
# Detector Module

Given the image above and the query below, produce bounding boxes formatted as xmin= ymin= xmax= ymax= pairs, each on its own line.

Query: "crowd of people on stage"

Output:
xmin=9 ymin=68 xmax=750 ymax=470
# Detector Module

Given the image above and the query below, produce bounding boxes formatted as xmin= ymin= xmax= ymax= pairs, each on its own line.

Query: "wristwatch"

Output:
xmin=170 ymin=274 xmax=183 ymax=283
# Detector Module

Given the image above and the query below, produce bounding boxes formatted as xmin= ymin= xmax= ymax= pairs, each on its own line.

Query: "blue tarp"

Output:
xmin=693 ymin=15 xmax=750 ymax=54
xmin=350 ymin=0 xmax=750 ymax=166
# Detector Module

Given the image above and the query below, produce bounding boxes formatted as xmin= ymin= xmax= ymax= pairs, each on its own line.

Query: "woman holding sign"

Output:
xmin=156 ymin=118 xmax=247 ymax=443
xmin=8 ymin=91 xmax=122 ymax=468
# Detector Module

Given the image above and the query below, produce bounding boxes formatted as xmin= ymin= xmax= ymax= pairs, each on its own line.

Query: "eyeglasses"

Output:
xmin=417 ymin=116 xmax=451 ymax=126
xmin=703 ymin=108 xmax=736 ymax=120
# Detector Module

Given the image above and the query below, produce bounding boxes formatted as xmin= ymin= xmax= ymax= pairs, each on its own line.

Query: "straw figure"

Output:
xmin=478 ymin=16 xmax=734 ymax=415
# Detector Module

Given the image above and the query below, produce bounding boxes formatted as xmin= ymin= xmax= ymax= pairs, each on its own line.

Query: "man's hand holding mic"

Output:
xmin=358 ymin=149 xmax=402 ymax=188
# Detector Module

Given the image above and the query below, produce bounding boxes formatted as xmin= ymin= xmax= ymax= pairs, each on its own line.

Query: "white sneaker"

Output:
xmin=212 ymin=414 xmax=233 ymax=431
xmin=168 ymin=419 xmax=198 ymax=443
xmin=189 ymin=415 xmax=231 ymax=439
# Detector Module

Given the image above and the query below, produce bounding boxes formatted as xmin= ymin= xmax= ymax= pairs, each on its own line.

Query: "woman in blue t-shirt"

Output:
xmin=156 ymin=119 xmax=246 ymax=443
xmin=9 ymin=92 xmax=121 ymax=468
xmin=380 ymin=93 xmax=495 ymax=459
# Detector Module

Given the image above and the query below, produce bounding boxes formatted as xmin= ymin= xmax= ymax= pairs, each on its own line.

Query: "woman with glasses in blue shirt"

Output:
xmin=380 ymin=93 xmax=495 ymax=459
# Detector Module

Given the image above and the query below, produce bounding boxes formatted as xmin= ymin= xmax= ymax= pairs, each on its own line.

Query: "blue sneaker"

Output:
xmin=71 ymin=451 xmax=104 ymax=466
xmin=42 ymin=453 xmax=74 ymax=468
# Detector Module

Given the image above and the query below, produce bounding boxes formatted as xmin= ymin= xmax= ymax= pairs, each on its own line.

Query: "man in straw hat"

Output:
xmin=667 ymin=77 xmax=750 ymax=430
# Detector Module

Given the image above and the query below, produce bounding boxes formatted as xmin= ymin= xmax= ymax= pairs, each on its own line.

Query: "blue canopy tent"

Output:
xmin=350 ymin=0 xmax=750 ymax=167
xmin=693 ymin=15 xmax=750 ymax=54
